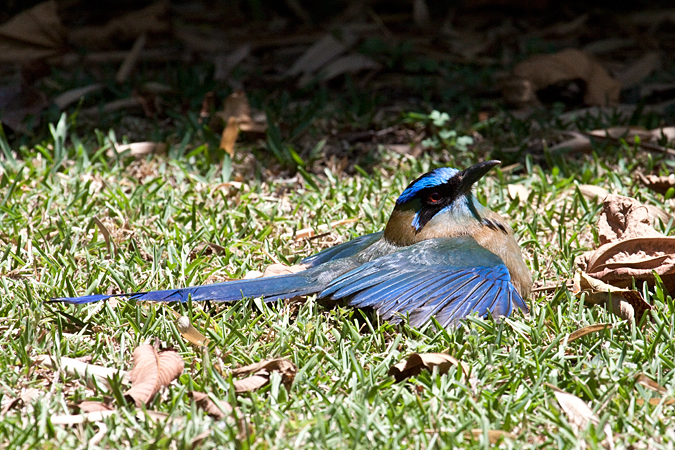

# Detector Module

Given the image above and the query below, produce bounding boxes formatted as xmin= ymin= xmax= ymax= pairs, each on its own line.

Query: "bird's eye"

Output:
xmin=427 ymin=191 xmax=441 ymax=203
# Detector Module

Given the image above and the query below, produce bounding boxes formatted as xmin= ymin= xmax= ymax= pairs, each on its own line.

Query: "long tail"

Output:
xmin=52 ymin=271 xmax=325 ymax=305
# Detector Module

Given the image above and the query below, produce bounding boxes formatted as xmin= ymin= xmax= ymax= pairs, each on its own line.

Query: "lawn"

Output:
xmin=1 ymin=99 xmax=674 ymax=450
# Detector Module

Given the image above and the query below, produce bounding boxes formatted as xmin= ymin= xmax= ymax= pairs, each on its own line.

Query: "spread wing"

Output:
xmin=319 ymin=235 xmax=528 ymax=328
xmin=301 ymin=232 xmax=383 ymax=268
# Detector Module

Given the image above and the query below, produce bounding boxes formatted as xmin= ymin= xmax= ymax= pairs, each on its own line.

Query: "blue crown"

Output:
xmin=396 ymin=167 xmax=459 ymax=205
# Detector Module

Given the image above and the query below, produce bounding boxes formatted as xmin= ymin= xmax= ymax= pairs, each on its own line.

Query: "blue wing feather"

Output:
xmin=321 ymin=236 xmax=527 ymax=327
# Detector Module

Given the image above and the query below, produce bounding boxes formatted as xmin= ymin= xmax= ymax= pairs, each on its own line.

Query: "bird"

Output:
xmin=54 ymin=160 xmax=532 ymax=328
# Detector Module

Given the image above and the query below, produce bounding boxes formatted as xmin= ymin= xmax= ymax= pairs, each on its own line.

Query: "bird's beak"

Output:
xmin=456 ymin=160 xmax=500 ymax=194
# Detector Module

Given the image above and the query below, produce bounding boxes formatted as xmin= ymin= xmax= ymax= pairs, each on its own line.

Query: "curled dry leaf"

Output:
xmin=572 ymin=272 xmax=652 ymax=323
xmin=548 ymin=384 xmax=614 ymax=448
xmin=286 ymin=32 xmax=357 ymax=78
xmin=217 ymin=91 xmax=267 ymax=156
xmin=176 ymin=316 xmax=209 ymax=347
xmin=637 ymin=173 xmax=675 ymax=195
xmin=68 ymin=1 xmax=169 ymax=49
xmin=576 ymin=194 xmax=675 ymax=291
xmin=77 ymin=401 xmax=114 ymax=413
xmin=567 ymin=323 xmax=612 ymax=342
xmin=466 ymin=429 xmax=516 ymax=443
xmin=107 ymin=142 xmax=167 ymax=158
xmin=189 ymin=391 xmax=232 ymax=419
xmin=125 ymin=344 xmax=184 ymax=406
xmin=388 ymin=352 xmax=470 ymax=383
xmin=508 ymin=49 xmax=621 ymax=106
xmin=635 ymin=374 xmax=667 ymax=394
xmin=231 ymin=358 xmax=297 ymax=393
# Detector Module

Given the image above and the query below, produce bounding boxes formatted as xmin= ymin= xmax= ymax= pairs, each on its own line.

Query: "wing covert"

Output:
xmin=318 ymin=235 xmax=528 ymax=328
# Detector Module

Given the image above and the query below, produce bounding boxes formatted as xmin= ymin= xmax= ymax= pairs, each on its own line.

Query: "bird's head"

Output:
xmin=383 ymin=160 xmax=501 ymax=246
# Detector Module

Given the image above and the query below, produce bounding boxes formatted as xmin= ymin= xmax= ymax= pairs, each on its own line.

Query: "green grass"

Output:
xmin=2 ymin=109 xmax=675 ymax=450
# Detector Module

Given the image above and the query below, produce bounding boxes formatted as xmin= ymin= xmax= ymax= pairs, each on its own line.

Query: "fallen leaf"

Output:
xmin=567 ymin=323 xmax=612 ymax=342
xmin=68 ymin=1 xmax=169 ymax=49
xmin=509 ymin=48 xmax=621 ymax=106
xmin=412 ymin=0 xmax=431 ymax=29
xmin=0 ymin=1 xmax=66 ymax=62
xmin=636 ymin=397 xmax=675 ymax=406
xmin=214 ymin=44 xmax=251 ymax=82
xmin=572 ymin=272 xmax=652 ymax=322
xmin=217 ymin=91 xmax=267 ymax=156
xmin=465 ymin=429 xmax=516 ymax=443
xmin=388 ymin=352 xmax=470 ymax=383
xmin=315 ymin=53 xmax=380 ymax=85
xmin=637 ymin=173 xmax=675 ymax=195
xmin=548 ymin=384 xmax=613 ymax=448
xmin=51 ymin=411 xmax=116 ymax=425
xmin=125 ymin=344 xmax=184 ymax=406
xmin=53 ymin=83 xmax=104 ymax=110
xmin=107 ymin=142 xmax=167 ymax=158
xmin=614 ymin=52 xmax=661 ymax=88
xmin=635 ymin=374 xmax=667 ymax=394
xmin=77 ymin=401 xmax=114 ymax=413
xmin=231 ymin=358 xmax=297 ymax=393
xmin=262 ymin=263 xmax=307 ymax=277
xmin=116 ymin=33 xmax=147 ymax=83
xmin=576 ymin=194 xmax=675 ymax=291
xmin=286 ymin=32 xmax=358 ymax=78
xmin=507 ymin=184 xmax=529 ymax=202
xmin=577 ymin=184 xmax=609 ymax=202
xmin=189 ymin=391 xmax=232 ymax=419
xmin=176 ymin=316 xmax=209 ymax=346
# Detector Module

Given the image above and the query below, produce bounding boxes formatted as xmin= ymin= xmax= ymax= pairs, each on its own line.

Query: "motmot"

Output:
xmin=54 ymin=160 xmax=532 ymax=328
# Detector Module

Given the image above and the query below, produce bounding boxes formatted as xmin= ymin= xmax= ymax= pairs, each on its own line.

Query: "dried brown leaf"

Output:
xmin=636 ymin=397 xmax=675 ymax=406
xmin=231 ymin=358 xmax=297 ymax=393
xmin=77 ymin=401 xmax=114 ymax=413
xmin=567 ymin=324 xmax=612 ymax=342
xmin=262 ymin=263 xmax=307 ymax=277
xmin=466 ymin=429 xmax=516 ymax=443
xmin=217 ymin=91 xmax=267 ymax=156
xmin=189 ymin=391 xmax=232 ymax=419
xmin=0 ymin=1 xmax=65 ymax=62
xmin=388 ymin=352 xmax=470 ymax=383
xmin=214 ymin=45 xmax=251 ymax=82
xmin=511 ymin=49 xmax=621 ymax=106
xmin=577 ymin=184 xmax=609 ymax=202
xmin=176 ymin=316 xmax=209 ymax=347
xmin=125 ymin=345 xmax=184 ymax=406
xmin=68 ymin=1 xmax=169 ymax=49
xmin=116 ymin=33 xmax=147 ymax=83
xmin=637 ymin=173 xmax=675 ymax=195
xmin=615 ymin=52 xmax=661 ymax=87
xmin=108 ymin=142 xmax=167 ymax=158
xmin=286 ymin=32 xmax=357 ymax=77
xmin=635 ymin=374 xmax=667 ymax=394
xmin=53 ymin=84 xmax=104 ymax=110
xmin=51 ymin=411 xmax=116 ymax=425
xmin=573 ymin=272 xmax=652 ymax=322
xmin=318 ymin=53 xmax=380 ymax=83
xmin=233 ymin=371 xmax=271 ymax=393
